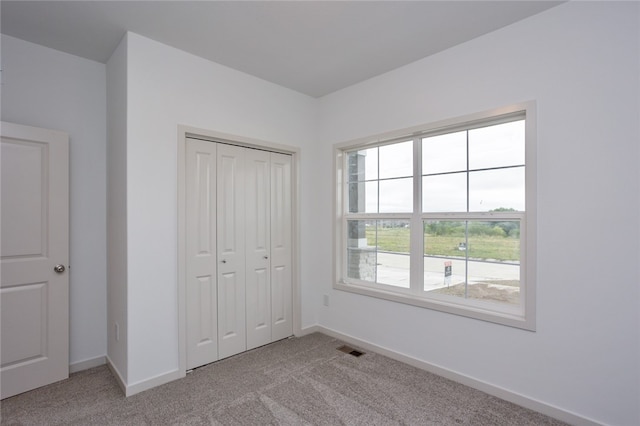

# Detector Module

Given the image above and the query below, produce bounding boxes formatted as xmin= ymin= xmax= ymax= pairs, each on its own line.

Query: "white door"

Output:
xmin=270 ymin=153 xmax=293 ymax=341
xmin=185 ymin=139 xmax=218 ymax=369
xmin=216 ymin=144 xmax=246 ymax=359
xmin=184 ymin=140 xmax=292 ymax=368
xmin=245 ymin=149 xmax=272 ymax=350
xmin=1 ymin=122 xmax=69 ymax=399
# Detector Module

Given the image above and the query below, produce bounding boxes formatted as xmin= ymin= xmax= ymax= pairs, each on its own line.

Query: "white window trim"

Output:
xmin=333 ymin=102 xmax=537 ymax=330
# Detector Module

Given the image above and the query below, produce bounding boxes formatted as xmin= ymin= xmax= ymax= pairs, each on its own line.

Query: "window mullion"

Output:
xmin=465 ymin=130 xmax=469 ymax=297
xmin=410 ymin=137 xmax=422 ymax=294
xmin=342 ymin=150 xmax=351 ymax=285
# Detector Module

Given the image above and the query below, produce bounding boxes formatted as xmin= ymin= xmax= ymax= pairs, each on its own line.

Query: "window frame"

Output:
xmin=333 ymin=102 xmax=537 ymax=330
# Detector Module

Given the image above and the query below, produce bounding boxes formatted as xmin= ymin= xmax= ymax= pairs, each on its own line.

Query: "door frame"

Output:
xmin=177 ymin=125 xmax=301 ymax=374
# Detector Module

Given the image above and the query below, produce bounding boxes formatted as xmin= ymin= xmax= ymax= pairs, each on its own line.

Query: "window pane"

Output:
xmin=422 ymin=131 xmax=467 ymax=175
xmin=379 ymin=177 xmax=413 ymax=213
xmin=347 ymin=147 xmax=378 ymax=182
xmin=469 ymin=167 xmax=524 ymax=212
xmin=467 ymin=221 xmax=520 ymax=262
xmin=466 ymin=261 xmax=520 ymax=304
xmin=423 ymin=220 xmax=467 ymax=257
xmin=347 ymin=220 xmax=376 ymax=282
xmin=377 ymin=253 xmax=410 ymax=288
xmin=347 ymin=220 xmax=410 ymax=288
xmin=347 ymin=220 xmax=376 ymax=248
xmin=424 ymin=220 xmax=521 ymax=305
xmin=422 ymin=172 xmax=467 ymax=212
xmin=469 ymin=120 xmax=524 ymax=170
xmin=423 ymin=221 xmax=467 ymax=291
xmin=348 ymin=181 xmax=378 ymax=213
xmin=376 ymin=220 xmax=410 ymax=288
xmin=377 ymin=219 xmax=411 ymax=253
xmin=424 ymin=256 xmax=466 ymax=292
xmin=467 ymin=221 xmax=520 ymax=305
xmin=379 ymin=141 xmax=412 ymax=179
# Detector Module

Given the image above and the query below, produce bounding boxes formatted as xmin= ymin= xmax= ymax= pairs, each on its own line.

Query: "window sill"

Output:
xmin=334 ymin=280 xmax=535 ymax=331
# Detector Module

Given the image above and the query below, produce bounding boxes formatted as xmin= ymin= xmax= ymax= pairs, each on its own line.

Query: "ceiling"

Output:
xmin=1 ymin=1 xmax=563 ymax=98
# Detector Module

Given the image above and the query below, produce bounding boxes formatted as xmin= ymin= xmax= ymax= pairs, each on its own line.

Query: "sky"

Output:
xmin=348 ymin=120 xmax=525 ymax=213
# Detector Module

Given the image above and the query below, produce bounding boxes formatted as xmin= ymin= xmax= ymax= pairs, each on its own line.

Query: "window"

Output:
xmin=334 ymin=104 xmax=536 ymax=330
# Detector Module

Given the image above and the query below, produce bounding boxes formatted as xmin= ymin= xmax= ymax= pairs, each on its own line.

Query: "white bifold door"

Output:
xmin=186 ymin=139 xmax=292 ymax=370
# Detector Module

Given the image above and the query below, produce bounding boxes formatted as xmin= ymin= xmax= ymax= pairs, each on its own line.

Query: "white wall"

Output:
xmin=106 ymin=34 xmax=128 ymax=382
xmin=1 ymin=35 xmax=107 ymax=369
xmin=123 ymin=33 xmax=318 ymax=385
xmin=317 ymin=2 xmax=639 ymax=425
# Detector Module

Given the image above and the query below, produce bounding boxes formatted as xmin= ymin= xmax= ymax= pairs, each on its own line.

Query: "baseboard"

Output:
xmin=125 ymin=369 xmax=185 ymax=397
xmin=69 ymin=356 xmax=106 ymax=373
xmin=100 ymin=324 xmax=318 ymax=397
xmin=297 ymin=324 xmax=321 ymax=336
xmin=314 ymin=325 xmax=601 ymax=426
xmin=106 ymin=355 xmax=127 ymax=395
xmin=105 ymin=356 xmax=185 ymax=397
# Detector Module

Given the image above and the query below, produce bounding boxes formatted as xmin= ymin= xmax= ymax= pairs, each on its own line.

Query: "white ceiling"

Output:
xmin=1 ymin=1 xmax=562 ymax=98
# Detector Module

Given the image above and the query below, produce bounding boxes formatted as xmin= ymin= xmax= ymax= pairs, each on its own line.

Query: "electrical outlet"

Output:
xmin=114 ymin=323 xmax=120 ymax=341
xmin=323 ymin=294 xmax=329 ymax=307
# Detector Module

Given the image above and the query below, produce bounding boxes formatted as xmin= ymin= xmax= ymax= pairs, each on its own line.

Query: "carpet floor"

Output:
xmin=1 ymin=333 xmax=567 ymax=425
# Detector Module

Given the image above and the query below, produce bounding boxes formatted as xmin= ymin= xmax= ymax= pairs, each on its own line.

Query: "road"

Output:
xmin=374 ymin=252 xmax=519 ymax=290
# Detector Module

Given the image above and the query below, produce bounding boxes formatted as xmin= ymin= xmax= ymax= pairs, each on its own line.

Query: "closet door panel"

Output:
xmin=218 ymin=271 xmax=245 ymax=358
xmin=245 ymin=149 xmax=272 ymax=350
xmin=185 ymin=139 xmax=218 ymax=369
xmin=217 ymin=144 xmax=246 ymax=359
xmin=246 ymin=267 xmax=270 ymax=349
xmin=270 ymin=153 xmax=293 ymax=341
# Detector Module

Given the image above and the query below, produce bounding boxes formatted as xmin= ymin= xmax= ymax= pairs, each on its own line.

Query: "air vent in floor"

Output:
xmin=337 ymin=345 xmax=365 ymax=357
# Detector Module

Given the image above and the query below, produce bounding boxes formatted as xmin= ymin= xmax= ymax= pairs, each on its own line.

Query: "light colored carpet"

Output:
xmin=1 ymin=333 xmax=566 ymax=425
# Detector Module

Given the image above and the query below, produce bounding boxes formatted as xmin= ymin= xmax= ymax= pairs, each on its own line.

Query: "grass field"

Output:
xmin=365 ymin=227 xmax=520 ymax=262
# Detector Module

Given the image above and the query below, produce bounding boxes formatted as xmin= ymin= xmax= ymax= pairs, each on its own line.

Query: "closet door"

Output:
xmin=245 ymin=149 xmax=272 ymax=350
xmin=185 ymin=141 xmax=293 ymax=369
xmin=270 ymin=153 xmax=293 ymax=341
xmin=185 ymin=139 xmax=218 ymax=369
xmin=217 ymin=144 xmax=246 ymax=359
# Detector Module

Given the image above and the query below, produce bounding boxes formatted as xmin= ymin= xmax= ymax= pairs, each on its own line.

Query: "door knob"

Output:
xmin=54 ymin=264 xmax=66 ymax=273
xmin=221 ymin=259 xmax=227 ymax=264
xmin=263 ymin=256 xmax=269 ymax=259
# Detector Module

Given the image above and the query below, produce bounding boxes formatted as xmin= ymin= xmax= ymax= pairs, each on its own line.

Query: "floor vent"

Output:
xmin=337 ymin=345 xmax=365 ymax=357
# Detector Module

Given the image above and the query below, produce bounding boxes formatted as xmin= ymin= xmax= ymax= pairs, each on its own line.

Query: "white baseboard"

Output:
xmin=296 ymin=325 xmax=321 ymax=336
xmin=313 ymin=325 xmax=601 ymax=426
xmin=100 ymin=324 xmax=317 ymax=398
xmin=106 ymin=355 xmax=127 ymax=395
xmin=69 ymin=356 xmax=106 ymax=373
xmin=105 ymin=355 xmax=185 ymax=397
xmin=125 ymin=369 xmax=185 ymax=397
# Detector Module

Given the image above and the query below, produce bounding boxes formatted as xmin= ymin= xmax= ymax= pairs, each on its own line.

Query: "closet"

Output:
xmin=185 ymin=138 xmax=292 ymax=370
